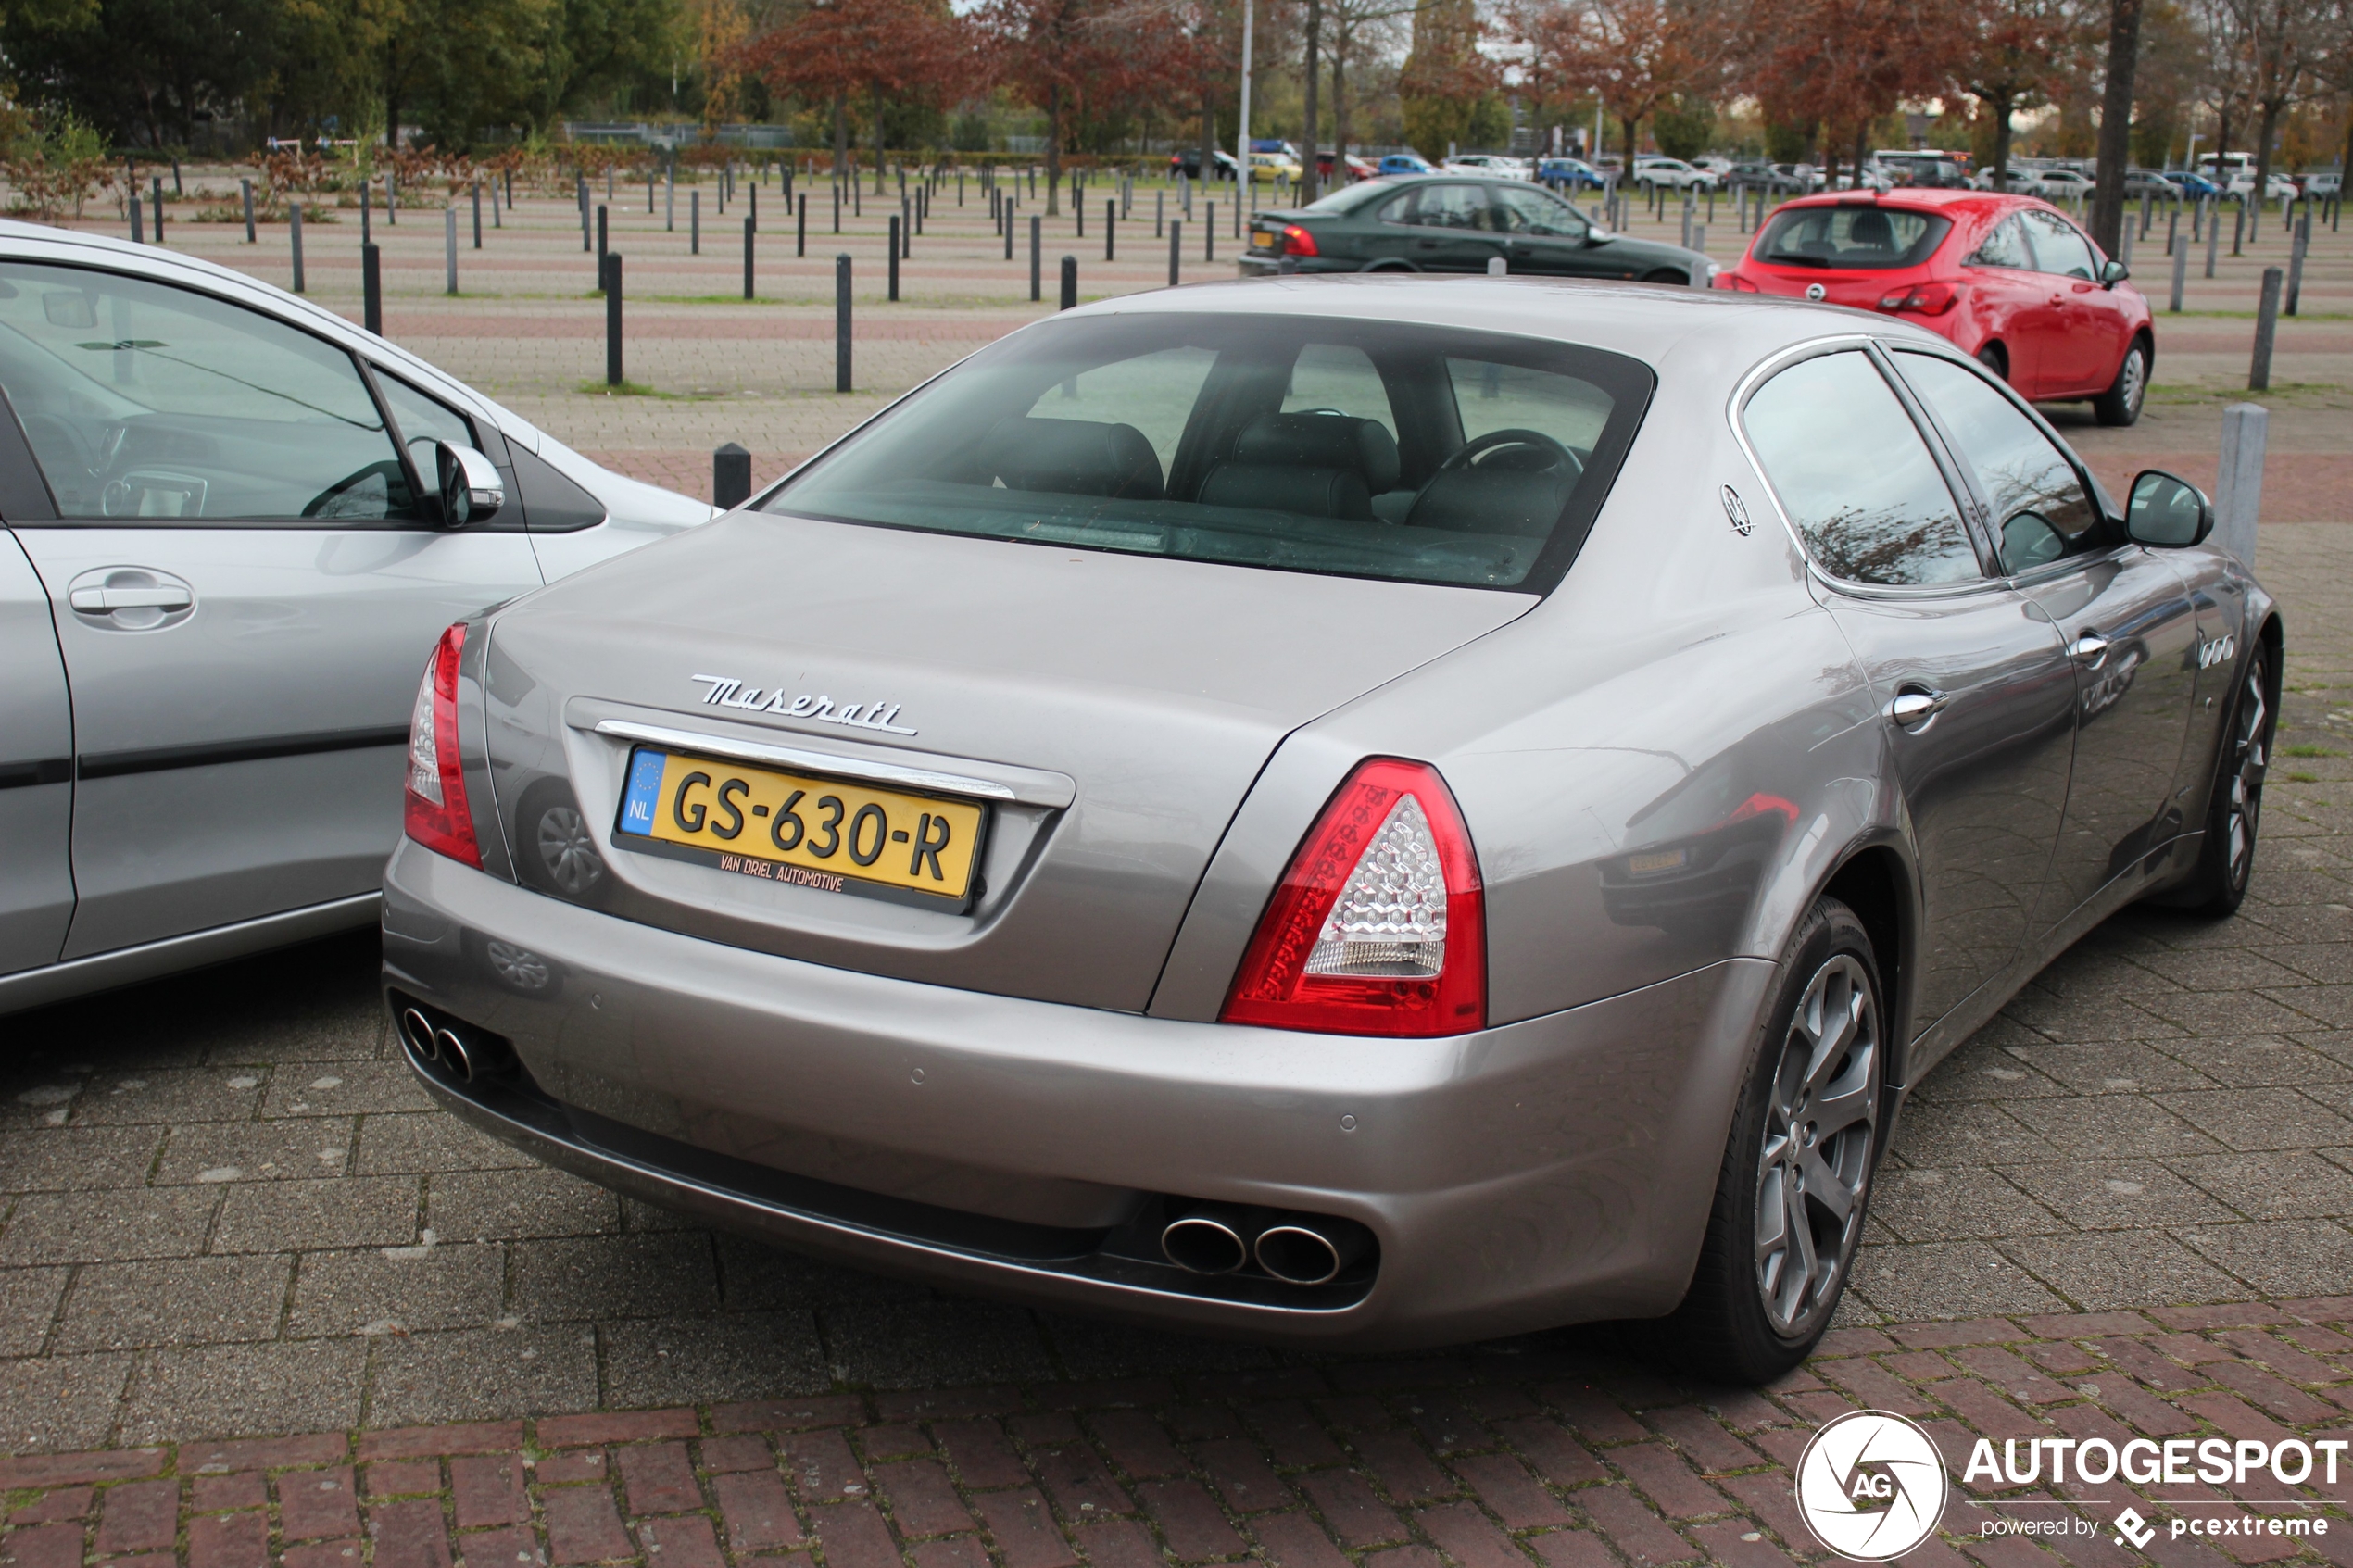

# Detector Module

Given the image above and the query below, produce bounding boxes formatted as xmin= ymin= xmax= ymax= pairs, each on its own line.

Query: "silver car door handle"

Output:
xmin=1887 ymin=687 xmax=1949 ymax=728
xmin=2069 ymin=633 xmax=2110 ymax=665
xmin=69 ymin=585 xmax=193 ymax=612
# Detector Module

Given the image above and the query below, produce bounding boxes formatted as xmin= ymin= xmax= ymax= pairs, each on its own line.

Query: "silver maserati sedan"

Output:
xmin=381 ymin=276 xmax=2276 ymax=1380
xmin=0 ymin=220 xmax=711 ymax=1016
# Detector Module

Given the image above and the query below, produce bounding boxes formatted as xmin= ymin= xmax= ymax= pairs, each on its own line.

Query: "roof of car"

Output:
xmin=1057 ymin=273 xmax=1949 ymax=373
xmin=1771 ymin=188 xmax=2020 ymax=221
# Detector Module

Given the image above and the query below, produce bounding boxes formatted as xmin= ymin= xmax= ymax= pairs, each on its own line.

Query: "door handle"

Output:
xmin=1887 ymin=686 xmax=1949 ymax=729
xmin=2069 ymin=633 xmax=2110 ymax=665
xmin=70 ymin=584 xmax=191 ymax=612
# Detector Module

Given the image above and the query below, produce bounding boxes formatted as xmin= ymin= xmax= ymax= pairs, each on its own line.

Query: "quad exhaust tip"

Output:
xmin=1161 ymin=1205 xmax=1368 ymax=1286
xmin=396 ymin=999 xmax=517 ymax=1085
xmin=434 ymin=1027 xmax=475 ymax=1082
xmin=397 ymin=1008 xmax=435 ymax=1061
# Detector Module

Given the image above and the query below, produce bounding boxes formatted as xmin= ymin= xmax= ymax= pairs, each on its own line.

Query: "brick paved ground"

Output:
xmin=4 ymin=170 xmax=2351 ymax=1562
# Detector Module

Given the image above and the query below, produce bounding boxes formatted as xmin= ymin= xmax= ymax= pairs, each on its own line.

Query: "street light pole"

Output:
xmin=1237 ymin=0 xmax=1253 ymax=207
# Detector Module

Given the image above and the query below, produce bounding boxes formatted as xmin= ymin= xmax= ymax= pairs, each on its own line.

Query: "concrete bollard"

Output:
xmin=605 ymin=254 xmax=623 ymax=387
xmin=1029 ymin=215 xmax=1041 ymax=302
xmin=2170 ymin=232 xmax=2187 ymax=313
xmin=362 ymin=243 xmax=383 ymax=335
xmin=2214 ymin=403 xmax=2267 ymax=566
xmin=2206 ymin=200 xmax=2219 ymax=278
xmin=836 ymin=255 xmax=852 ymax=393
xmin=714 ymin=443 xmax=751 ymax=509
xmin=1060 ymin=254 xmax=1077 ymax=309
xmin=2286 ymin=216 xmax=2308 ymax=316
xmin=472 ymin=183 xmax=482 ymax=249
xmin=2250 ymin=265 xmax=2283 ymax=391
xmin=1487 ymin=256 xmax=1506 ymax=275
xmin=1169 ymin=220 xmax=1181 ymax=287
xmin=744 ymin=217 xmax=755 ymax=301
xmin=242 ymin=177 xmax=255 ymax=243
xmin=1206 ymin=202 xmax=1214 ymax=260
xmin=289 ymin=203 xmax=304 ymax=293
xmin=1106 ymin=199 xmax=1115 ymax=261
xmin=151 ymin=177 xmax=163 ymax=244
xmin=798 ymin=195 xmax=807 ymax=257
xmin=691 ymin=189 xmax=699 ymax=256
xmin=446 ymin=206 xmax=458 ymax=295
xmin=888 ymin=216 xmax=900 ymax=300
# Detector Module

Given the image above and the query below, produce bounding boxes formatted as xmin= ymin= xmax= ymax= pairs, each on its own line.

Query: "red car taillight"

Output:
xmin=403 ymin=623 xmax=481 ymax=868
xmin=1221 ymin=759 xmax=1485 ymax=1037
xmin=1878 ymin=282 xmax=1956 ymax=315
xmin=1279 ymin=223 xmax=1319 ymax=257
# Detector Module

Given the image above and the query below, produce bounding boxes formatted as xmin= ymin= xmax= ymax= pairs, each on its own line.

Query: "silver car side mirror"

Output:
xmin=436 ymin=441 xmax=505 ymax=527
xmin=2126 ymin=469 xmax=2211 ymax=547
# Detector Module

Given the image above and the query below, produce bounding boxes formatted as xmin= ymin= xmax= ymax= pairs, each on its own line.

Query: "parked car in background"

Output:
xmin=1170 ymin=149 xmax=1243 ymax=182
xmin=1770 ymin=163 xmax=1824 ymax=192
xmin=2032 ymin=167 xmax=2095 ymax=201
xmin=1719 ymin=189 xmax=2152 ymax=427
xmin=1833 ymin=163 xmax=1896 ymax=194
xmin=1727 ymin=162 xmax=1808 ymax=194
xmin=1248 ymin=150 xmax=1304 ymax=185
xmin=0 ymin=220 xmax=711 ymax=1014
xmin=1316 ymin=151 xmax=1380 ymax=182
xmin=1377 ymin=153 xmax=1435 ymax=177
xmin=1441 ymin=154 xmax=1529 ymax=180
xmin=2120 ymin=169 xmax=2181 ymax=199
xmin=2227 ymin=171 xmax=2301 ymax=202
xmin=2170 ymin=170 xmax=2223 ymax=199
xmin=1241 ymin=173 xmax=1713 ymax=283
xmin=2299 ymin=169 xmax=2340 ymax=199
xmin=1538 ymin=157 xmax=1607 ymax=191
xmin=1976 ymin=166 xmax=2043 ymax=194
xmin=1635 ymin=157 xmax=1719 ymax=193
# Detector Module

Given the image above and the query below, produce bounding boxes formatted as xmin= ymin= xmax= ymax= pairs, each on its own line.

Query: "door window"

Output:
xmin=1281 ymin=343 xmax=1399 ymax=441
xmin=0 ymin=262 xmax=423 ymax=523
xmin=1742 ymin=350 xmax=1982 ymax=587
xmin=1404 ymin=184 xmax=1499 ymax=230
xmin=2021 ymin=209 xmax=2097 ymax=280
xmin=1966 ymin=216 xmax=2032 ymax=270
xmin=1895 ymin=351 xmax=2100 ymax=573
xmin=377 ymin=373 xmax=477 ymax=458
xmin=1491 ymin=186 xmax=1589 ymax=239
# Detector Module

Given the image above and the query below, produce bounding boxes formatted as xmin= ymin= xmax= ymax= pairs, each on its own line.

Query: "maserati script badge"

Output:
xmin=690 ymin=674 xmax=918 ymax=735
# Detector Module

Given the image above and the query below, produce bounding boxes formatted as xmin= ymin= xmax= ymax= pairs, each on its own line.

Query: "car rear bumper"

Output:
xmin=381 ymin=839 xmax=1772 ymax=1348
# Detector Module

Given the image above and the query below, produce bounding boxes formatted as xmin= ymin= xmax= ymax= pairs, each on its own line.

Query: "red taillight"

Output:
xmin=1279 ymin=223 xmax=1319 ymax=257
xmin=1221 ymin=759 xmax=1485 ymax=1037
xmin=1877 ymin=282 xmax=1956 ymax=315
xmin=1718 ymin=270 xmax=1760 ymax=292
xmin=403 ymin=622 xmax=481 ymax=867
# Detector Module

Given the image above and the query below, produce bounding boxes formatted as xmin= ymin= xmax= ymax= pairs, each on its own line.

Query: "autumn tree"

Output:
xmin=1945 ymin=0 xmax=2079 ymax=194
xmin=1401 ymin=0 xmax=1499 ymax=158
xmin=742 ymin=0 xmax=966 ymax=185
xmin=976 ymin=0 xmax=1169 ymax=212
xmin=1743 ymin=0 xmax=1956 ymax=187
xmin=1506 ymin=0 xmax=1721 ymax=169
xmin=2227 ymin=0 xmax=2328 ymax=223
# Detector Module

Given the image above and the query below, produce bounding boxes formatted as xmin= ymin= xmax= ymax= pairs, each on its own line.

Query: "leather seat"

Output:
xmin=989 ymin=417 xmax=1164 ymax=500
xmin=1195 ymin=413 xmax=1401 ymax=521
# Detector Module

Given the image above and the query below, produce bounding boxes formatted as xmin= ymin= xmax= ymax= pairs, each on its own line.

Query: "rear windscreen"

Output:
xmin=1755 ymin=207 xmax=1951 ymax=270
xmin=761 ymin=312 xmax=1654 ymax=592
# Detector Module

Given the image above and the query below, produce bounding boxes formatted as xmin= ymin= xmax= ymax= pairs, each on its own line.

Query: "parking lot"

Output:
xmin=1 ymin=177 xmax=2351 ymax=1568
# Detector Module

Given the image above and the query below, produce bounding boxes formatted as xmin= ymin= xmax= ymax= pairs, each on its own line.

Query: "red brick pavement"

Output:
xmin=8 ymin=1303 xmax=2353 ymax=1568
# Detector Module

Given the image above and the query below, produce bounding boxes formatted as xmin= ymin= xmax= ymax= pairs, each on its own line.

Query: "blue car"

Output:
xmin=2171 ymin=170 xmax=2221 ymax=199
xmin=1537 ymin=157 xmax=1604 ymax=191
xmin=1377 ymin=153 xmax=1433 ymax=177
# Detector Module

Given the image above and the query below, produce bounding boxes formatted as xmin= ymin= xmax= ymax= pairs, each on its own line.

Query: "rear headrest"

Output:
xmin=1849 ymin=210 xmax=1894 ymax=248
xmin=1232 ymin=413 xmax=1402 ymax=494
xmin=1199 ymin=463 xmax=1374 ymax=521
xmin=989 ymin=417 xmax=1164 ymax=501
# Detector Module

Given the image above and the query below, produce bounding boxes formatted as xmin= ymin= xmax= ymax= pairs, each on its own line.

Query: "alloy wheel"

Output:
xmin=2224 ymin=656 xmax=2270 ymax=891
xmin=1755 ymin=952 xmax=1881 ymax=1338
xmin=2120 ymin=346 xmax=2147 ymax=418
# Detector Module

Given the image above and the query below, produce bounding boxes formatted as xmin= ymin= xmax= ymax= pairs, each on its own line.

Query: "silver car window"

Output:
xmin=1282 ymin=343 xmax=1398 ymax=443
xmin=1894 ymin=351 xmax=2099 ymax=573
xmin=1743 ymin=349 xmax=1982 ymax=587
xmin=376 ymin=373 xmax=479 ymax=469
xmin=0 ymin=261 xmax=420 ymax=524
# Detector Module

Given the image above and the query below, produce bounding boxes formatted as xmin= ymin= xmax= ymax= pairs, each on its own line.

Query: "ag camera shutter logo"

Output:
xmin=1795 ymin=1411 xmax=1950 ymax=1561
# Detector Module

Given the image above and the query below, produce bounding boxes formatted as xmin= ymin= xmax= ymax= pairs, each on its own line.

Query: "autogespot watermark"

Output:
xmin=1793 ymin=1411 xmax=2344 ymax=1560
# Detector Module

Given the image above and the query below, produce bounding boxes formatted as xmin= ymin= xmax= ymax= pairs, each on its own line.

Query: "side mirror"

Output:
xmin=435 ymin=441 xmax=505 ymax=527
xmin=2100 ymin=258 xmax=2131 ymax=287
xmin=2126 ymin=469 xmax=2211 ymax=547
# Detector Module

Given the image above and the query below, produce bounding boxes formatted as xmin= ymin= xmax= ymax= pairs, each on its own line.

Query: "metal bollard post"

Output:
xmin=1693 ymin=224 xmax=1705 ymax=254
xmin=2232 ymin=204 xmax=2244 ymax=256
xmin=504 ymin=168 xmax=512 ymax=210
xmin=1106 ymin=200 xmax=1115 ymax=261
xmin=387 ymin=168 xmax=396 ymax=224
xmin=2206 ymin=201 xmax=2219 ymax=278
xmin=714 ymin=443 xmax=752 ymax=509
xmin=1060 ymin=255 xmax=1077 ymax=309
xmin=597 ymin=204 xmax=608 ymax=260
xmin=797 ymin=195 xmax=807 ymax=257
xmin=901 ymin=197 xmax=911 ymax=257
xmin=289 ymin=203 xmax=304 ymax=293
xmin=750 ymin=182 xmax=758 ymax=232
xmin=1005 ymin=201 xmax=1015 ymax=261
xmin=1206 ymin=202 xmax=1214 ymax=260
xmin=578 ymin=175 xmax=589 ymax=251
xmin=833 ymin=183 xmax=841 ymax=233
xmin=691 ymin=189 xmax=699 ymax=255
xmin=1156 ymin=188 xmax=1164 ymax=238
xmin=242 ymin=177 xmax=255 ymax=242
xmin=744 ymin=216 xmax=755 ymax=300
xmin=1029 ymin=215 xmax=1041 ymax=301
xmin=2167 ymin=206 xmax=2178 ymax=256
xmin=1077 ymin=194 xmax=1085 ymax=238
xmin=446 ymin=206 xmax=458 ymax=295
xmin=362 ymin=243 xmax=383 ymax=335
xmin=2250 ymin=265 xmax=2283 ymax=391
xmin=129 ymin=182 xmax=143 ymax=243
xmin=2120 ymin=223 xmax=2132 ymax=269
xmin=2170 ymin=232 xmax=2187 ymax=313
xmin=2286 ymin=216 xmax=2308 ymax=316
xmin=361 ymin=178 xmax=371 ymax=244
xmin=472 ymin=182 xmax=482 ymax=248
xmin=888 ymin=216 xmax=900 ymax=300
xmin=2214 ymin=402 xmax=2267 ymax=565
xmin=606 ymin=254 xmax=623 ymax=387
xmin=648 ymin=169 xmax=655 ymax=215
xmin=151 ymin=176 xmax=163 ymax=244
xmin=836 ymin=255 xmax=852 ymax=392
xmin=1169 ymin=220 xmax=1181 ymax=286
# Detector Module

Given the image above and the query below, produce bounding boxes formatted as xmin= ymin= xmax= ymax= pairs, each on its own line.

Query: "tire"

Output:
xmin=1641 ymin=268 xmax=1692 ymax=286
xmin=2165 ymin=639 xmax=2273 ymax=915
xmin=1976 ymin=342 xmax=2010 ymax=382
xmin=2093 ymin=338 xmax=2149 ymax=426
xmin=1361 ymin=259 xmax=1419 ymax=272
xmin=1643 ymin=897 xmax=1887 ymax=1384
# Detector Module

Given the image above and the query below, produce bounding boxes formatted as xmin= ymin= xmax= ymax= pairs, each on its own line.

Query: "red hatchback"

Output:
xmin=1718 ymin=189 xmax=2153 ymax=425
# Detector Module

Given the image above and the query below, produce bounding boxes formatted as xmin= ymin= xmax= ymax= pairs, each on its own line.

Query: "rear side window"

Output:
xmin=1743 ymin=350 xmax=1981 ymax=587
xmin=1755 ymin=207 xmax=1950 ymax=270
xmin=1967 ymin=217 xmax=2032 ymax=270
xmin=1894 ymin=351 xmax=2099 ymax=572
xmin=763 ymin=313 xmax=1654 ymax=593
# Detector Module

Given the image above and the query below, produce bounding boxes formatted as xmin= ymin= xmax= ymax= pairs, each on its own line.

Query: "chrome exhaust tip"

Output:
xmin=1162 ymin=1207 xmax=1252 ymax=1274
xmin=1255 ymin=1216 xmax=1369 ymax=1286
xmin=398 ymin=1009 xmax=437 ymax=1061
xmin=434 ymin=1027 xmax=474 ymax=1083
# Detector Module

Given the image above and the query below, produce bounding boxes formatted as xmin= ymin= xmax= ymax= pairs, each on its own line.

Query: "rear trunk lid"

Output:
xmin=1739 ymin=266 xmax=1904 ymax=310
xmin=484 ymin=512 xmax=1531 ymax=1012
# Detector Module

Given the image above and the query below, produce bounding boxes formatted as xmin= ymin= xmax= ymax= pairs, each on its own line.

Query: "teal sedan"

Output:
xmin=1239 ymin=174 xmax=1716 ymax=283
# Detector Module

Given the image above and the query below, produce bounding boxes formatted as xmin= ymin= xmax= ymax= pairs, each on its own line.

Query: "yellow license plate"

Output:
xmin=1252 ymin=230 xmax=1277 ymax=249
xmin=615 ymin=748 xmax=987 ymax=906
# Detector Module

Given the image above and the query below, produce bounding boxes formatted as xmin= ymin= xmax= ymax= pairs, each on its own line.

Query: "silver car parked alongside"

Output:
xmin=381 ymin=277 xmax=2276 ymax=1381
xmin=0 ymin=221 xmax=711 ymax=1015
